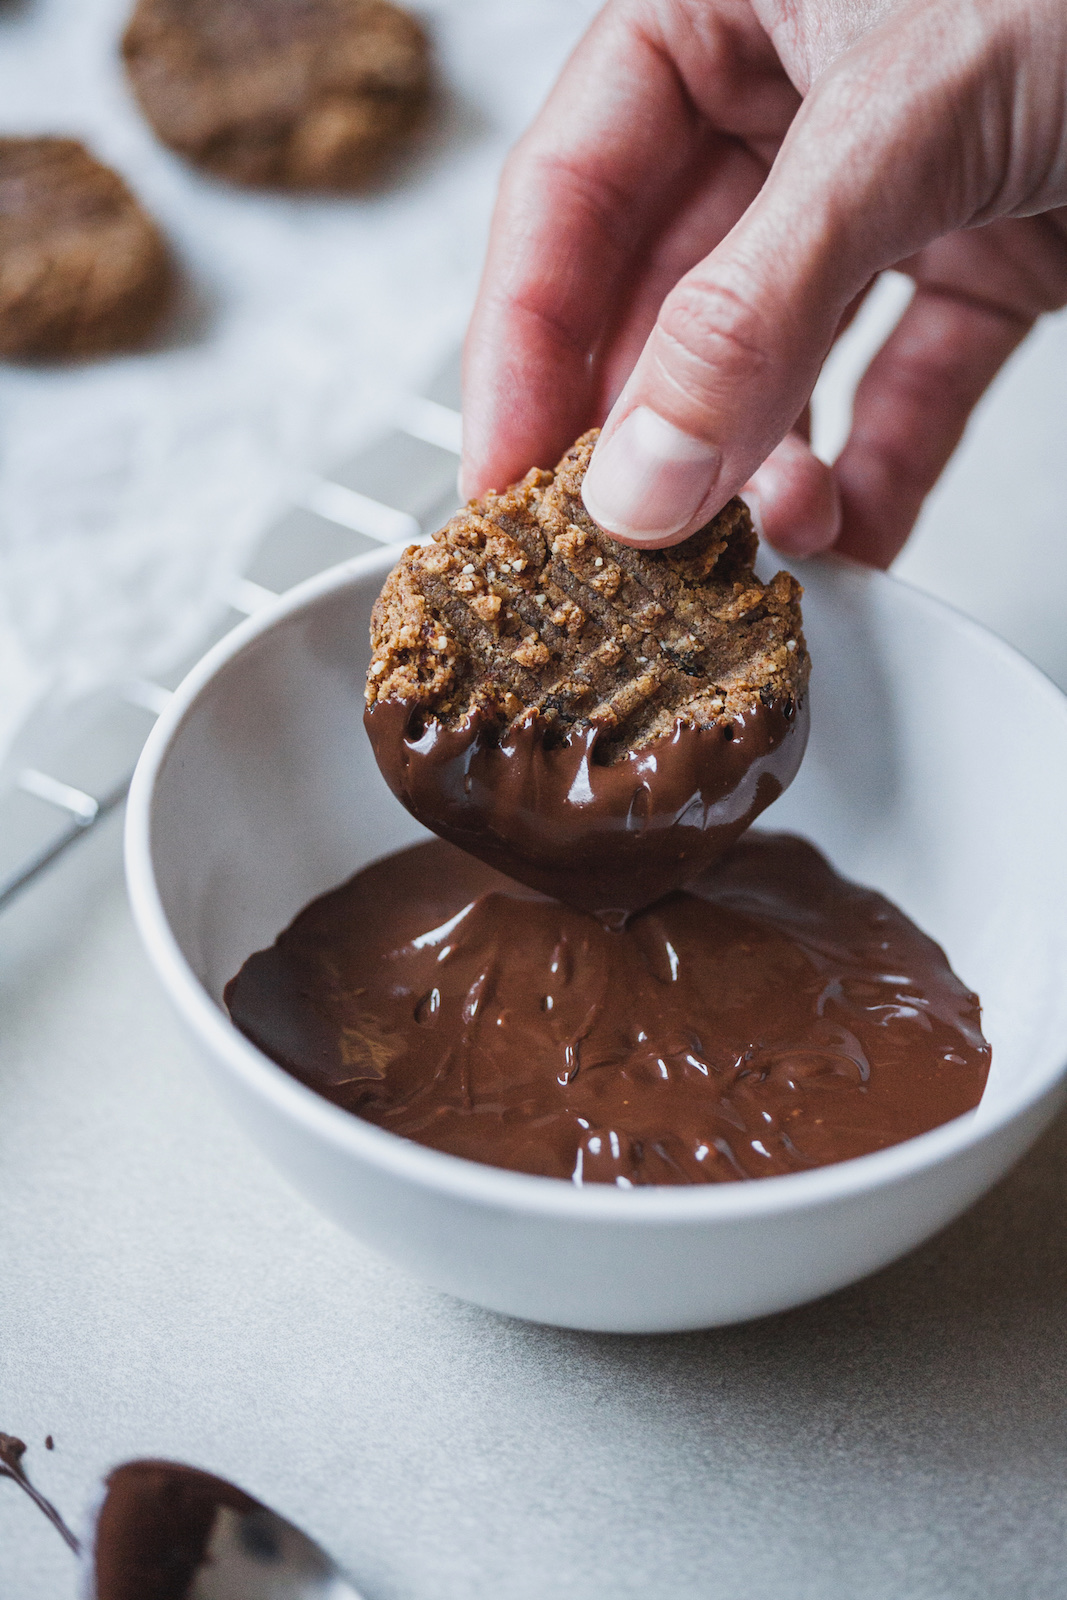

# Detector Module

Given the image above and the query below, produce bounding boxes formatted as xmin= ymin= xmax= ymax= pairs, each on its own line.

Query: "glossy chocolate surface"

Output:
xmin=364 ymin=695 xmax=808 ymax=922
xmin=226 ymin=834 xmax=990 ymax=1186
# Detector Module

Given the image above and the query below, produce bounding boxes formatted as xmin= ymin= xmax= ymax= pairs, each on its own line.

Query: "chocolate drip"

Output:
xmin=226 ymin=833 xmax=990 ymax=1186
xmin=0 ymin=1432 xmax=81 ymax=1554
xmin=364 ymin=695 xmax=808 ymax=922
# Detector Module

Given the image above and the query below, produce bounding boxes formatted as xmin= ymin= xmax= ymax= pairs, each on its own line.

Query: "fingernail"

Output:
xmin=581 ymin=407 xmax=720 ymax=541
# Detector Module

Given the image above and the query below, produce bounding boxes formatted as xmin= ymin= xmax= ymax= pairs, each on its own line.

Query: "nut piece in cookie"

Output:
xmin=123 ymin=0 xmax=431 ymax=190
xmin=365 ymin=431 xmax=811 ymax=921
xmin=0 ymin=138 xmax=173 ymax=360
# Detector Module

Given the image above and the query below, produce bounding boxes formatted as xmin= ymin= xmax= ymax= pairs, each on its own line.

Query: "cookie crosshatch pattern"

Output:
xmin=367 ymin=430 xmax=808 ymax=751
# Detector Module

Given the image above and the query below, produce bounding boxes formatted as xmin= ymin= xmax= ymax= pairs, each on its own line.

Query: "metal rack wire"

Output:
xmin=0 ymin=352 xmax=463 ymax=913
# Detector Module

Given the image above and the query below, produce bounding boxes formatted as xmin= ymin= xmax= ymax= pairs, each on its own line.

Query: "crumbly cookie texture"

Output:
xmin=367 ymin=431 xmax=810 ymax=762
xmin=123 ymin=0 xmax=430 ymax=190
xmin=0 ymin=138 xmax=172 ymax=359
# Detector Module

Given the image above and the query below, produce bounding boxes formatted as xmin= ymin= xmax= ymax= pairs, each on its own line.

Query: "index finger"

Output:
xmin=460 ymin=0 xmax=795 ymax=497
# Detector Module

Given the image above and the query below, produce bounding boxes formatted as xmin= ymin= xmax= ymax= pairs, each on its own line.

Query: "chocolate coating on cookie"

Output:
xmin=0 ymin=138 xmax=172 ymax=359
xmin=122 ymin=0 xmax=430 ymax=189
xmin=365 ymin=431 xmax=811 ymax=919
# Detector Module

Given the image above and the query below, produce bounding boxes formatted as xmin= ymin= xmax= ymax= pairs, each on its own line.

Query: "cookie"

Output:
xmin=364 ymin=431 xmax=811 ymax=921
xmin=0 ymin=138 xmax=172 ymax=359
xmin=122 ymin=0 xmax=431 ymax=190
xmin=367 ymin=430 xmax=807 ymax=752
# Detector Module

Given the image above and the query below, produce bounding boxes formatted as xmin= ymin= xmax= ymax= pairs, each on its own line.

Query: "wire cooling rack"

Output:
xmin=0 ymin=350 xmax=463 ymax=913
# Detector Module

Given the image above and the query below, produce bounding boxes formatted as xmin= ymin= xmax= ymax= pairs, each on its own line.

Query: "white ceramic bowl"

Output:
xmin=126 ymin=549 xmax=1067 ymax=1333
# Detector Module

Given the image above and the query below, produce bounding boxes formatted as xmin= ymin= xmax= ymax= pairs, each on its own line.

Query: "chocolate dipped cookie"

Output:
xmin=365 ymin=431 xmax=811 ymax=921
xmin=0 ymin=138 xmax=172 ymax=359
xmin=122 ymin=0 xmax=430 ymax=189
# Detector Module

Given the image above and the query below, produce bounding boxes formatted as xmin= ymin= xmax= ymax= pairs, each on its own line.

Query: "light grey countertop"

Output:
xmin=4 ymin=1 xmax=1067 ymax=1594
xmin=3 ymin=806 xmax=1067 ymax=1600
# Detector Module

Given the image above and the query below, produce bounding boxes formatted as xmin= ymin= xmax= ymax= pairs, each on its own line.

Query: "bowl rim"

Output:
xmin=125 ymin=547 xmax=1067 ymax=1224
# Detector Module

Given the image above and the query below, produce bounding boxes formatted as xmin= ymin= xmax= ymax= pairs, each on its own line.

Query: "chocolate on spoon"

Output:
xmin=91 ymin=1461 xmax=362 ymax=1600
xmin=1 ymin=1433 xmax=363 ymax=1599
xmin=364 ymin=430 xmax=810 ymax=924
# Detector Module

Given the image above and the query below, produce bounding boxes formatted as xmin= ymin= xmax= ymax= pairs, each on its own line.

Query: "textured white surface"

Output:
xmin=4 ymin=0 xmax=1067 ymax=1592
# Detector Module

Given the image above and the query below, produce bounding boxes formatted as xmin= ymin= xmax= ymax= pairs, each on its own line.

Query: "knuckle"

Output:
xmin=871 ymin=342 xmax=976 ymax=423
xmin=847 ymin=415 xmax=941 ymax=499
xmin=657 ymin=277 xmax=774 ymax=384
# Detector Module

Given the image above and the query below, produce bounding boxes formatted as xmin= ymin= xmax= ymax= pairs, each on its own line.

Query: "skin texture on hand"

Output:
xmin=461 ymin=0 xmax=1067 ymax=566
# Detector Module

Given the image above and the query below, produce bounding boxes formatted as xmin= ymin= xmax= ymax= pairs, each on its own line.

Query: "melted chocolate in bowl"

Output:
xmin=225 ymin=834 xmax=990 ymax=1186
xmin=364 ymin=695 xmax=808 ymax=922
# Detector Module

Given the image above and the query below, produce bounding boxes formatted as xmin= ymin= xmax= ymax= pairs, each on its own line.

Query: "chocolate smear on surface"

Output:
xmin=0 ymin=1431 xmax=81 ymax=1554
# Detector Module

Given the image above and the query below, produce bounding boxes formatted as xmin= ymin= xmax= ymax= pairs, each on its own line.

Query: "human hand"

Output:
xmin=460 ymin=0 xmax=1067 ymax=567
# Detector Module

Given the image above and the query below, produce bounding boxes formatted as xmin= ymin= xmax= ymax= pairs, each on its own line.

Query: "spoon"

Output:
xmin=2 ymin=1435 xmax=364 ymax=1599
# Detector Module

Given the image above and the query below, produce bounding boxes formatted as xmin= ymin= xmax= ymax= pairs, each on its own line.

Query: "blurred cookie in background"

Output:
xmin=0 ymin=137 xmax=173 ymax=360
xmin=122 ymin=0 xmax=431 ymax=190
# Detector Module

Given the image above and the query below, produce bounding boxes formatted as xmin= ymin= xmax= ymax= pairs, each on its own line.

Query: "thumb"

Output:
xmin=580 ymin=19 xmax=974 ymax=547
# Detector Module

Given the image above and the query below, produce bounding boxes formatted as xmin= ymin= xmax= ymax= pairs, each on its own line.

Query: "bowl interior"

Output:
xmin=146 ymin=550 xmax=1067 ymax=1135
